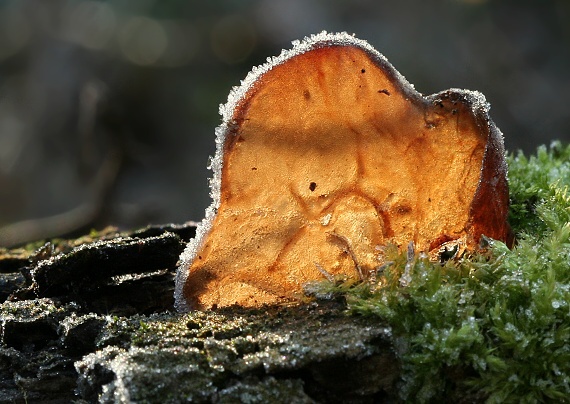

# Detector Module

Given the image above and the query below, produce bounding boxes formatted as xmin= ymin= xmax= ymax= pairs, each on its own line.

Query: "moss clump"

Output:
xmin=313 ymin=142 xmax=570 ymax=402
xmin=508 ymin=141 xmax=570 ymax=234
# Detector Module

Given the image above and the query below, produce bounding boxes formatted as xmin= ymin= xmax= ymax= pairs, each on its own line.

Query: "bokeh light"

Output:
xmin=0 ymin=0 xmax=568 ymax=247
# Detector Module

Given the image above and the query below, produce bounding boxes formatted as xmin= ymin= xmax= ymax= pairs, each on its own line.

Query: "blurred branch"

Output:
xmin=0 ymin=148 xmax=122 ymax=248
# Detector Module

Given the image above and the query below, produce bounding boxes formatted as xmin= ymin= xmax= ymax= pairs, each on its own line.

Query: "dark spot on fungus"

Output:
xmin=361 ymin=68 xmax=366 ymax=73
xmin=395 ymin=204 xmax=412 ymax=215
xmin=439 ymin=243 xmax=459 ymax=263
xmin=378 ymin=89 xmax=391 ymax=95
xmin=303 ymin=90 xmax=311 ymax=100
xmin=252 ymin=167 xmax=257 ymax=170
xmin=309 ymin=182 xmax=317 ymax=192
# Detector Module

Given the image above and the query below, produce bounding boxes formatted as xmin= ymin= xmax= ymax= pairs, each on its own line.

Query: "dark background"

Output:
xmin=0 ymin=0 xmax=568 ymax=247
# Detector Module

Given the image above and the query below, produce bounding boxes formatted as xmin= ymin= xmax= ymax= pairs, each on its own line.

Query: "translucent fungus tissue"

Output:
xmin=175 ymin=31 xmax=510 ymax=311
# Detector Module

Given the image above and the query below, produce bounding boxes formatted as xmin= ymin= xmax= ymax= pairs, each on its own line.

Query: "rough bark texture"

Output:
xmin=0 ymin=224 xmax=401 ymax=403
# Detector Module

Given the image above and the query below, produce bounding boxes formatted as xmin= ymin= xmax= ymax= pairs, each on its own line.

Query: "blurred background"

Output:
xmin=0 ymin=0 xmax=568 ymax=247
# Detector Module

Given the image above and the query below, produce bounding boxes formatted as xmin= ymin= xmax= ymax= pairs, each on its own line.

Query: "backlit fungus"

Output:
xmin=175 ymin=32 xmax=510 ymax=311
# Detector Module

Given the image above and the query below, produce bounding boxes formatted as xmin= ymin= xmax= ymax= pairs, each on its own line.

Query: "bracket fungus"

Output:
xmin=175 ymin=32 xmax=510 ymax=311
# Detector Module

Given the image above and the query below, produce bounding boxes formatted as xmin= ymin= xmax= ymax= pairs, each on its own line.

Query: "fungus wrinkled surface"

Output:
xmin=175 ymin=32 xmax=509 ymax=311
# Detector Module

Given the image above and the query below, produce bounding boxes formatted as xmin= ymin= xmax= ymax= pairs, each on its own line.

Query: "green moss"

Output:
xmin=507 ymin=140 xmax=570 ymax=235
xmin=312 ymin=142 xmax=570 ymax=402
